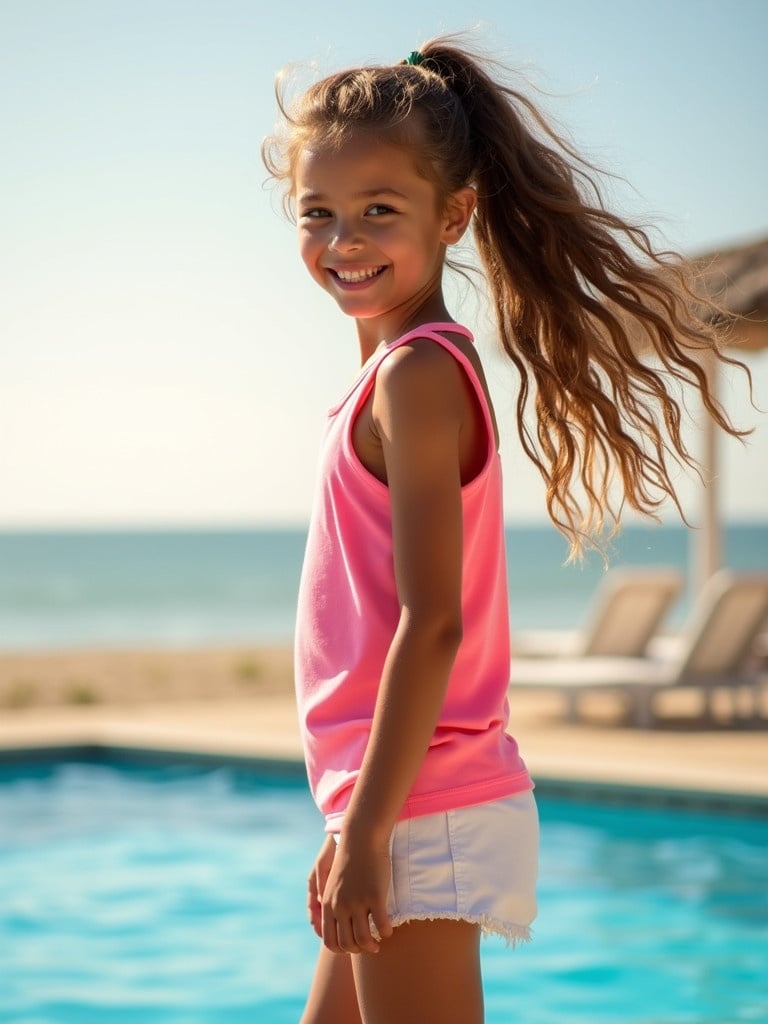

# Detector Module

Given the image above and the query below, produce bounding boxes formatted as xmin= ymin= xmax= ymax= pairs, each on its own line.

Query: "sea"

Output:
xmin=0 ymin=523 xmax=766 ymax=651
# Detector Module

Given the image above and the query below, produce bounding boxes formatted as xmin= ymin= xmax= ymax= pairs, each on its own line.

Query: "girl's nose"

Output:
xmin=328 ymin=223 xmax=363 ymax=253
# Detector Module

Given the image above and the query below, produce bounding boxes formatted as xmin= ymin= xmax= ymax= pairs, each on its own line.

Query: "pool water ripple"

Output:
xmin=1 ymin=761 xmax=766 ymax=1023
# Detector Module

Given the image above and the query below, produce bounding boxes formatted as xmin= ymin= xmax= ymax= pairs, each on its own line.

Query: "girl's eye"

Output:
xmin=301 ymin=208 xmax=331 ymax=220
xmin=367 ymin=204 xmax=394 ymax=216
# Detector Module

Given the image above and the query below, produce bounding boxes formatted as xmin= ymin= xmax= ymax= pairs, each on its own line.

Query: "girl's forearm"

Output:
xmin=341 ymin=612 xmax=462 ymax=844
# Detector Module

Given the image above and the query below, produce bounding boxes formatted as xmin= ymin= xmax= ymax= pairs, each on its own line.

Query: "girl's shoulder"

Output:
xmin=373 ymin=324 xmax=499 ymax=453
xmin=377 ymin=326 xmax=475 ymax=399
xmin=387 ymin=326 xmax=495 ymax=416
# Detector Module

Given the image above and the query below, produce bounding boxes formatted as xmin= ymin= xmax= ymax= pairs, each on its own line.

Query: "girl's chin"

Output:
xmin=330 ymin=295 xmax=390 ymax=318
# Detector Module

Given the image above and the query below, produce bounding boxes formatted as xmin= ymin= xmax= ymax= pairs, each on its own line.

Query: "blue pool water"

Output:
xmin=0 ymin=759 xmax=766 ymax=1024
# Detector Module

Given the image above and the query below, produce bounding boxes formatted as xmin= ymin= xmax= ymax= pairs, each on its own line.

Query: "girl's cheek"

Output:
xmin=298 ymin=234 xmax=317 ymax=265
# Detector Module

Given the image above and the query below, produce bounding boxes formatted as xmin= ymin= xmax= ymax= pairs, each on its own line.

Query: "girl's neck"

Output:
xmin=354 ymin=292 xmax=455 ymax=365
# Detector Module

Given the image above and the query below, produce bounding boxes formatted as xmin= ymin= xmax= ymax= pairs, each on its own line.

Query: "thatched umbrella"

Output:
xmin=688 ymin=234 xmax=768 ymax=589
xmin=693 ymin=234 xmax=768 ymax=347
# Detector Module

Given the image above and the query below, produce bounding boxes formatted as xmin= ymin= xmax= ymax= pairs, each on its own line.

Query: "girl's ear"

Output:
xmin=442 ymin=187 xmax=477 ymax=245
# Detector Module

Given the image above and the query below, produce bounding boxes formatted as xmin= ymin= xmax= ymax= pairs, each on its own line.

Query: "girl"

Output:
xmin=263 ymin=37 xmax=747 ymax=1024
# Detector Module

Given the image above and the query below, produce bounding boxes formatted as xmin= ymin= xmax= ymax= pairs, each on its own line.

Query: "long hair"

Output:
xmin=263 ymin=35 xmax=751 ymax=557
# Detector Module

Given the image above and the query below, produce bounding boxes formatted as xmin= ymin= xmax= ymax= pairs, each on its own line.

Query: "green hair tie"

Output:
xmin=404 ymin=50 xmax=424 ymax=66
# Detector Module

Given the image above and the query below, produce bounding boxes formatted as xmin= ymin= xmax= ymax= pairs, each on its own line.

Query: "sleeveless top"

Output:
xmin=294 ymin=323 xmax=531 ymax=832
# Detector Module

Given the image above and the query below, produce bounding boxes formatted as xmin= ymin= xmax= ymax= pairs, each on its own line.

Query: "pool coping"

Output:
xmin=2 ymin=739 xmax=767 ymax=819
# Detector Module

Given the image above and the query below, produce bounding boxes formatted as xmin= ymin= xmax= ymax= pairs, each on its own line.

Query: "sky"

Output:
xmin=1 ymin=0 xmax=766 ymax=529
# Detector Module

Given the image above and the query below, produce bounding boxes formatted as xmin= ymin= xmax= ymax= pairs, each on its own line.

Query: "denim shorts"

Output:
xmin=337 ymin=790 xmax=539 ymax=946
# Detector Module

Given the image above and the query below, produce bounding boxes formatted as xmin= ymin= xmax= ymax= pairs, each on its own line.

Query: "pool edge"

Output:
xmin=1 ymin=740 xmax=766 ymax=818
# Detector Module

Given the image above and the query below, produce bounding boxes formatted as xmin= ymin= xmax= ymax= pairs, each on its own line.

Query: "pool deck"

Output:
xmin=1 ymin=687 xmax=766 ymax=805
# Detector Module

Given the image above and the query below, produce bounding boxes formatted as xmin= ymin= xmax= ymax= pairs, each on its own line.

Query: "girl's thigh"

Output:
xmin=352 ymin=918 xmax=483 ymax=1024
xmin=300 ymin=945 xmax=363 ymax=1024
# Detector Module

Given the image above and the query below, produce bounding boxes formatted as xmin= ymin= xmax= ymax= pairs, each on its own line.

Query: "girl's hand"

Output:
xmin=307 ymin=834 xmax=337 ymax=938
xmin=320 ymin=833 xmax=393 ymax=955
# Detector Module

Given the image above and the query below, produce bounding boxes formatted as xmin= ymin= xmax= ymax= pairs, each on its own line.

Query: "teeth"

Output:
xmin=335 ymin=267 xmax=382 ymax=283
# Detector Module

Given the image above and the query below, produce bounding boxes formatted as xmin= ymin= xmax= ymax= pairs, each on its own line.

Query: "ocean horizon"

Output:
xmin=1 ymin=522 xmax=766 ymax=652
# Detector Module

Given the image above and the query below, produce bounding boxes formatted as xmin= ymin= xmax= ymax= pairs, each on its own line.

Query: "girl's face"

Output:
xmin=294 ymin=133 xmax=473 ymax=332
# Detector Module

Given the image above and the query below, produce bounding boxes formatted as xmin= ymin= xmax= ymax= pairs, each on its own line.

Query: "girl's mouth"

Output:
xmin=331 ymin=266 xmax=386 ymax=286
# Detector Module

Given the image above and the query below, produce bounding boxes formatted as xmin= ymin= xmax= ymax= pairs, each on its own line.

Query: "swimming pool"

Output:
xmin=1 ymin=756 xmax=765 ymax=1023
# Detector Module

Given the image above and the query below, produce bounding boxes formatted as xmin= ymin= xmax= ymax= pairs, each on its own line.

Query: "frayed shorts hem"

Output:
xmin=387 ymin=911 xmax=532 ymax=947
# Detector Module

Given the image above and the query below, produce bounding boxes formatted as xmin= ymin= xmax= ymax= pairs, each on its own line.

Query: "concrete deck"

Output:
xmin=1 ymin=688 xmax=766 ymax=806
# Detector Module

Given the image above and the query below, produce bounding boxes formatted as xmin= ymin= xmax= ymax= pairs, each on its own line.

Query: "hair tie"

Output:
xmin=403 ymin=51 xmax=424 ymax=66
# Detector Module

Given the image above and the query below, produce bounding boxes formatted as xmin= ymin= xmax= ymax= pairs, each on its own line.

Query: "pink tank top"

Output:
xmin=294 ymin=323 xmax=531 ymax=831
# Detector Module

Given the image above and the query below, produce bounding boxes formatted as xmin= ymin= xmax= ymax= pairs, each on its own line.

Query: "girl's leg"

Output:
xmin=351 ymin=919 xmax=483 ymax=1024
xmin=300 ymin=944 xmax=363 ymax=1024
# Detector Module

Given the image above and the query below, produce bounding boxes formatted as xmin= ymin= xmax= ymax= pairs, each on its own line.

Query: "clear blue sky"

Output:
xmin=1 ymin=0 xmax=766 ymax=527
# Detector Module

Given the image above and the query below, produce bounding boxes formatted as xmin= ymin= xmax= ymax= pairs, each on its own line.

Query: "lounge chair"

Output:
xmin=510 ymin=570 xmax=768 ymax=727
xmin=512 ymin=567 xmax=684 ymax=658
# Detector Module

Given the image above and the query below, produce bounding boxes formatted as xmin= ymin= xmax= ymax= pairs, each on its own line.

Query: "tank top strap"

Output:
xmin=348 ymin=322 xmax=497 ymax=460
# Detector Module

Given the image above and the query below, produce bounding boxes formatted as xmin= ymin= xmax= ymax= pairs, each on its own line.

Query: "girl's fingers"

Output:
xmin=308 ymin=837 xmax=335 ymax=937
xmin=334 ymin=913 xmax=361 ymax=955
xmin=321 ymin=901 xmax=342 ymax=953
xmin=322 ymin=903 xmax=384 ymax=955
xmin=351 ymin=911 xmax=381 ymax=954
xmin=370 ymin=899 xmax=393 ymax=941
xmin=307 ymin=871 xmax=322 ymax=937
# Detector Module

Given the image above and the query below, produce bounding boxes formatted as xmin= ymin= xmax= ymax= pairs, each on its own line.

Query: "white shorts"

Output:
xmin=337 ymin=790 xmax=539 ymax=946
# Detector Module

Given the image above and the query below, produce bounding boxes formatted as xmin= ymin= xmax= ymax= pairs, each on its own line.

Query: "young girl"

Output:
xmin=263 ymin=36 xmax=747 ymax=1024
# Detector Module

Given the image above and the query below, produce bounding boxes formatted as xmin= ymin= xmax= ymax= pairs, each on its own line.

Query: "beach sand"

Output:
xmin=1 ymin=645 xmax=766 ymax=800
xmin=0 ymin=645 xmax=295 ymax=709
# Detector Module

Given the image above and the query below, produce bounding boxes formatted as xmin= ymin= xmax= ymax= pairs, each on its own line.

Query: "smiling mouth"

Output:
xmin=331 ymin=266 xmax=386 ymax=284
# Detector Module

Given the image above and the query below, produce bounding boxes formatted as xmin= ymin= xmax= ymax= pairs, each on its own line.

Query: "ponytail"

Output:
xmin=418 ymin=38 xmax=750 ymax=556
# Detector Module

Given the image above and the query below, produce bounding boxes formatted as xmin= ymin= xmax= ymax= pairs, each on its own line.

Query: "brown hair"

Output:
xmin=263 ymin=36 xmax=750 ymax=557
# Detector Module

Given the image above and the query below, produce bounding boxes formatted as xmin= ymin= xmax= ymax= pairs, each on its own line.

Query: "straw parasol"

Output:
xmin=692 ymin=234 xmax=768 ymax=347
xmin=688 ymin=234 xmax=768 ymax=590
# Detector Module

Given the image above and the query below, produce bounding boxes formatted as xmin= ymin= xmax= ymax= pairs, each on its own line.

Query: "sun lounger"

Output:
xmin=510 ymin=570 xmax=768 ymax=727
xmin=512 ymin=567 xmax=684 ymax=658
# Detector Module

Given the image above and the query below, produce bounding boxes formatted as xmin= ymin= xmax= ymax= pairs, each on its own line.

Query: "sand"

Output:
xmin=0 ymin=645 xmax=295 ymax=710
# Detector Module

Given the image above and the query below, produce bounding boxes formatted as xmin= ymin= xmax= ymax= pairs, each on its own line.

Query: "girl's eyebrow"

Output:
xmin=297 ymin=187 xmax=409 ymax=203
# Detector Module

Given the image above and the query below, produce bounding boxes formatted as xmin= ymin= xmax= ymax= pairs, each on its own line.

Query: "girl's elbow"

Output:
xmin=440 ymin=619 xmax=464 ymax=658
xmin=411 ymin=610 xmax=464 ymax=655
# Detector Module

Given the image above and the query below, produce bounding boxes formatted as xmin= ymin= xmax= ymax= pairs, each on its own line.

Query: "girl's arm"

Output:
xmin=320 ymin=339 xmax=470 ymax=955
